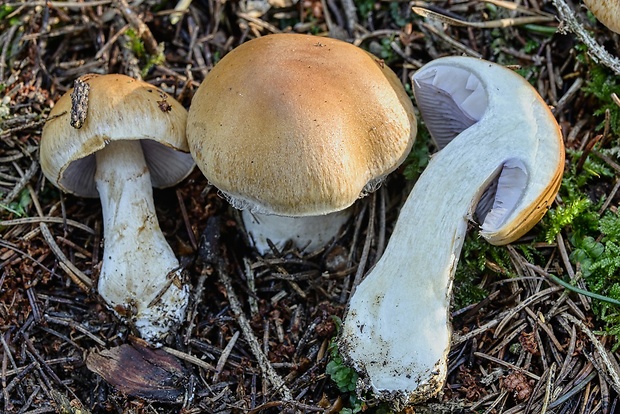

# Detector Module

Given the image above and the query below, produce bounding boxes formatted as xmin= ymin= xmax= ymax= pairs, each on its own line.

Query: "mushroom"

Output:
xmin=338 ymin=56 xmax=565 ymax=407
xmin=187 ymin=34 xmax=416 ymax=254
xmin=583 ymin=0 xmax=620 ymax=34
xmin=40 ymin=74 xmax=195 ymax=344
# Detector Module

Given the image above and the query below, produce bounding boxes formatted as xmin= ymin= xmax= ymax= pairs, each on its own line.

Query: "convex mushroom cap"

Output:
xmin=339 ymin=56 xmax=564 ymax=407
xmin=40 ymin=74 xmax=195 ymax=344
xmin=41 ymin=74 xmax=193 ymax=196
xmin=187 ymin=33 xmax=416 ymax=253
xmin=583 ymin=0 xmax=620 ymax=34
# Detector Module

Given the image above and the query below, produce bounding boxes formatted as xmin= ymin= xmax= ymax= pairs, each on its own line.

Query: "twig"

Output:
xmin=0 ymin=217 xmax=95 ymax=234
xmin=413 ymin=6 xmax=555 ymax=28
xmin=39 ymin=223 xmax=93 ymax=290
xmin=474 ymin=352 xmax=540 ymax=380
xmin=217 ymin=261 xmax=293 ymax=401
xmin=551 ymin=0 xmax=620 ymax=75
xmin=117 ymin=0 xmax=160 ymax=56
xmin=349 ymin=192 xmax=375 ymax=299
xmin=162 ymin=346 xmax=216 ymax=371
xmin=562 ymin=313 xmax=620 ymax=393
xmin=1 ymin=161 xmax=37 ymax=205
xmin=213 ymin=331 xmax=239 ymax=382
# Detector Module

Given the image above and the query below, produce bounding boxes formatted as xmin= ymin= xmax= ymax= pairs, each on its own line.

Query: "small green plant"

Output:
xmin=124 ymin=28 xmax=166 ymax=77
xmin=0 ymin=188 xmax=32 ymax=217
xmin=326 ymin=317 xmax=366 ymax=413
xmin=326 ymin=338 xmax=359 ymax=394
xmin=0 ymin=5 xmax=20 ymax=26
xmin=581 ymin=63 xmax=620 ymax=136
xmin=355 ymin=0 xmax=375 ymax=20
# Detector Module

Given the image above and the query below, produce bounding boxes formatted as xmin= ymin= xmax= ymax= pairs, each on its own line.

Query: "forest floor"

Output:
xmin=2 ymin=0 xmax=620 ymax=413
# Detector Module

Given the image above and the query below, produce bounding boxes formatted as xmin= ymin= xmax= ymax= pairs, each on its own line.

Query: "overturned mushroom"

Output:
xmin=339 ymin=57 xmax=564 ymax=407
xmin=583 ymin=0 xmax=620 ymax=34
xmin=187 ymin=34 xmax=416 ymax=254
xmin=40 ymin=74 xmax=195 ymax=344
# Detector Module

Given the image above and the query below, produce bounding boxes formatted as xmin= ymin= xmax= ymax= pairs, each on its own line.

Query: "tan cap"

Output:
xmin=40 ymin=74 xmax=194 ymax=197
xmin=187 ymin=34 xmax=416 ymax=217
xmin=584 ymin=0 xmax=620 ymax=34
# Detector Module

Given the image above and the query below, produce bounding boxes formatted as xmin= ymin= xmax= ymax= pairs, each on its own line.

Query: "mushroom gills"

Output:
xmin=59 ymin=139 xmax=194 ymax=197
xmin=477 ymin=159 xmax=528 ymax=233
xmin=413 ymin=66 xmax=487 ymax=148
xmin=413 ymin=65 xmax=525 ymax=227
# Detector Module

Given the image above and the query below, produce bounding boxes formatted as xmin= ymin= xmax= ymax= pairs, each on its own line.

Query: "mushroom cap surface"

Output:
xmin=584 ymin=0 xmax=620 ymax=34
xmin=40 ymin=74 xmax=194 ymax=197
xmin=187 ymin=34 xmax=417 ymax=217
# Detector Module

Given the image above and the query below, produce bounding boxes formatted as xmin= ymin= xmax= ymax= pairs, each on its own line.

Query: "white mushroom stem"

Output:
xmin=94 ymin=140 xmax=189 ymax=344
xmin=339 ymin=148 xmax=519 ymax=407
xmin=241 ymin=209 xmax=351 ymax=254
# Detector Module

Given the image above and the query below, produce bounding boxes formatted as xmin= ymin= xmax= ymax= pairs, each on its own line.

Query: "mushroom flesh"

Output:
xmin=338 ymin=57 xmax=565 ymax=407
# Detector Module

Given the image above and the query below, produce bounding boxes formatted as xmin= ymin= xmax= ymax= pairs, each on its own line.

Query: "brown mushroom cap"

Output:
xmin=40 ymin=74 xmax=193 ymax=197
xmin=584 ymin=0 xmax=620 ymax=34
xmin=187 ymin=34 xmax=417 ymax=217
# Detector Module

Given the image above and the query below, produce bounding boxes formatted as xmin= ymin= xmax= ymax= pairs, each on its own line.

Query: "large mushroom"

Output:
xmin=40 ymin=74 xmax=195 ymax=344
xmin=187 ymin=34 xmax=416 ymax=254
xmin=338 ymin=57 xmax=565 ymax=407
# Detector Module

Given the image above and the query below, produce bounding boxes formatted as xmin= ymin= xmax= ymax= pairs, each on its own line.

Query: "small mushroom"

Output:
xmin=186 ymin=34 xmax=416 ymax=254
xmin=40 ymin=74 xmax=195 ymax=344
xmin=338 ymin=57 xmax=564 ymax=407
xmin=583 ymin=0 xmax=620 ymax=34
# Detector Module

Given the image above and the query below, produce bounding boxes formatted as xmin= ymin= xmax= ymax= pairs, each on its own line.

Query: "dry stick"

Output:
xmin=540 ymin=363 xmax=557 ymax=414
xmin=474 ymin=352 xmax=540 ymax=381
xmin=339 ymin=0 xmax=358 ymax=33
xmin=551 ymin=0 xmax=620 ymax=75
xmin=2 ymin=161 xmax=38 ymax=205
xmin=176 ymin=187 xmax=197 ymax=252
xmin=0 ymin=25 xmax=18 ymax=83
xmin=40 ymin=224 xmax=92 ymax=291
xmin=349 ymin=192 xmax=376 ymax=299
xmin=8 ymin=0 xmax=112 ymax=6
xmin=412 ymin=6 xmax=554 ymax=28
xmin=0 ymin=240 xmax=54 ymax=274
xmin=562 ymin=312 xmax=620 ymax=394
xmin=0 ymin=217 xmax=95 ymax=234
xmin=420 ymin=22 xmax=483 ymax=58
xmin=552 ymin=77 xmax=584 ymax=116
xmin=482 ymin=0 xmax=555 ymax=17
xmin=217 ymin=262 xmax=293 ymax=401
xmin=236 ymin=13 xmax=281 ymax=34
xmin=43 ymin=315 xmax=106 ymax=346
xmin=495 ymin=286 xmax=563 ymax=337
xmin=29 ymin=186 xmax=93 ymax=290
xmin=213 ymin=331 xmax=240 ymax=382
xmin=599 ymin=178 xmax=620 ymax=215
xmin=557 ymin=232 xmax=590 ymax=309
xmin=116 ymin=0 xmax=159 ymax=56
xmin=162 ymin=346 xmax=216 ymax=372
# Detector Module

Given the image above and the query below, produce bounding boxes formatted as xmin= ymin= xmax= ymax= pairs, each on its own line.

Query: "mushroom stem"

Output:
xmin=94 ymin=140 xmax=189 ymax=344
xmin=241 ymin=209 xmax=351 ymax=254
xmin=339 ymin=146 xmax=512 ymax=406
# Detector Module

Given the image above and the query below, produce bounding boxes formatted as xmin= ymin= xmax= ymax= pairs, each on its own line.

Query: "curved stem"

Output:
xmin=95 ymin=140 xmax=188 ymax=343
xmin=340 ymin=138 xmax=507 ymax=406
